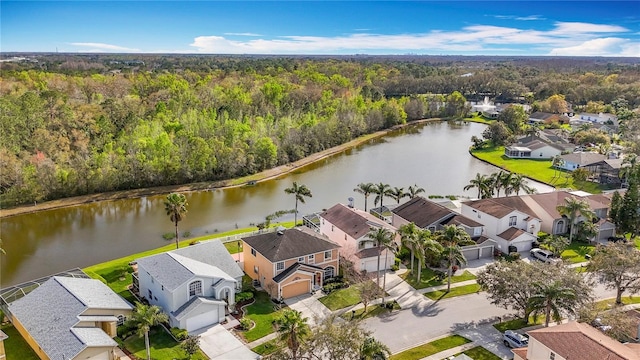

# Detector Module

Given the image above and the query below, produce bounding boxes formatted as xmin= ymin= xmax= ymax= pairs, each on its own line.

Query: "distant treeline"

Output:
xmin=1 ymin=55 xmax=638 ymax=206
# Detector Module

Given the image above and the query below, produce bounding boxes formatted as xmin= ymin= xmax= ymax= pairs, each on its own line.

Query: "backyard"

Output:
xmin=1 ymin=322 xmax=39 ymax=360
xmin=121 ymin=327 xmax=207 ymax=360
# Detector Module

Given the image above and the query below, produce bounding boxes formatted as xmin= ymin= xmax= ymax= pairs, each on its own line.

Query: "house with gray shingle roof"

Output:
xmin=135 ymin=240 xmax=243 ymax=332
xmin=8 ymin=276 xmax=132 ymax=360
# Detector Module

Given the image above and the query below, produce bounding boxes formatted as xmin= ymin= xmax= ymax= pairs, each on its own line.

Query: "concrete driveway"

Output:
xmin=284 ymin=292 xmax=332 ymax=325
xmin=193 ymin=324 xmax=260 ymax=360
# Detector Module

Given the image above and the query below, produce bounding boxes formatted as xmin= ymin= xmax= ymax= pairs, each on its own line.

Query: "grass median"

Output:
xmin=424 ymin=284 xmax=482 ymax=300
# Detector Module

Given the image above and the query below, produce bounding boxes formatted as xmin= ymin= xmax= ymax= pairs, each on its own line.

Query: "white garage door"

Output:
xmin=186 ymin=309 xmax=219 ymax=332
xmin=362 ymin=259 xmax=380 ymax=273
xmin=86 ymin=352 xmax=110 ymax=360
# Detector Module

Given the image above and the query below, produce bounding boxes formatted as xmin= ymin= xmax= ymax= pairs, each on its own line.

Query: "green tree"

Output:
xmin=497 ymin=105 xmax=527 ymax=134
xmin=275 ymin=309 xmax=310 ymax=360
xmin=464 ymin=173 xmax=493 ymax=199
xmin=407 ymin=184 xmax=425 ymax=199
xmin=388 ymin=186 xmax=408 ymax=204
xmin=528 ymin=281 xmax=577 ymax=327
xmin=482 ymin=121 xmax=512 ymax=146
xmin=444 ymin=91 xmax=469 ymax=118
xmin=435 ymin=225 xmax=472 ymax=292
xmin=360 ymin=337 xmax=391 ymax=360
xmin=354 ymin=182 xmax=376 ymax=211
xmin=164 ymin=192 xmax=188 ymax=249
xmin=284 ymin=182 xmax=312 ymax=226
xmin=368 ymin=227 xmax=395 ymax=299
xmin=399 ymin=222 xmax=420 ymax=274
xmin=373 ymin=182 xmax=391 ymax=209
xmin=127 ymin=303 xmax=169 ymax=360
xmin=556 ymin=196 xmax=595 ymax=243
xmin=542 ymin=235 xmax=570 ymax=257
xmin=571 ymin=167 xmax=590 ymax=183
xmin=415 ymin=229 xmax=443 ymax=283
xmin=617 ymin=166 xmax=640 ymax=237
xmin=181 ymin=335 xmax=200 ymax=359
xmin=587 ymin=242 xmax=640 ymax=304
xmin=509 ymin=173 xmax=535 ymax=196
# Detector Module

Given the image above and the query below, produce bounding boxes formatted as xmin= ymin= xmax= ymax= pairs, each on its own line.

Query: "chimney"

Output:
xmin=348 ymin=197 xmax=354 ymax=208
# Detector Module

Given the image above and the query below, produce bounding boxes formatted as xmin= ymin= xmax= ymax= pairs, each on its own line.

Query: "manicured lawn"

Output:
xmin=389 ymin=335 xmax=471 ymax=360
xmin=459 ymin=346 xmax=501 ymax=360
xmin=595 ymin=296 xmax=640 ymax=310
xmin=424 ymin=284 xmax=482 ymax=300
xmin=493 ymin=315 xmax=544 ymax=332
xmin=123 ymin=327 xmax=207 ymax=360
xmin=561 ymin=242 xmax=594 ymax=264
xmin=463 ymin=114 xmax=495 ymax=124
xmin=319 ymin=283 xmax=366 ymax=311
xmin=471 ymin=146 xmax=603 ymax=193
xmin=224 ymin=240 xmax=243 ymax=254
xmin=252 ymin=339 xmax=281 ymax=355
xmin=241 ymin=291 xmax=284 ymax=342
xmin=342 ymin=301 xmax=401 ymax=320
xmin=1 ymin=323 xmax=39 ymax=360
xmin=400 ymin=268 xmax=476 ymax=290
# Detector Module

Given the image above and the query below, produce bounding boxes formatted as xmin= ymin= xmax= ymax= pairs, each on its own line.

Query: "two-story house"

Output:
xmin=319 ymin=203 xmax=399 ymax=273
xmin=242 ymin=227 xmax=340 ymax=300
xmin=8 ymin=276 xmax=133 ymax=360
xmin=135 ymin=240 xmax=244 ymax=332
xmin=392 ymin=196 xmax=495 ymax=260
xmin=461 ymin=197 xmax=541 ymax=253
xmin=512 ymin=321 xmax=640 ymax=360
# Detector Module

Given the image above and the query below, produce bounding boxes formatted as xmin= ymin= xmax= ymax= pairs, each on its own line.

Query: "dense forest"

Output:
xmin=1 ymin=54 xmax=639 ymax=206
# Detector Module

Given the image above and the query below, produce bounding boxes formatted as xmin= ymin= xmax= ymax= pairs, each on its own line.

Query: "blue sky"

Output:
xmin=2 ymin=1 xmax=639 ymax=56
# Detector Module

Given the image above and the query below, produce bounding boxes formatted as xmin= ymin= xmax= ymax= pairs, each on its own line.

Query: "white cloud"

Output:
xmin=494 ymin=14 xmax=545 ymax=21
xmin=223 ymin=32 xmax=262 ymax=37
xmin=69 ymin=42 xmax=140 ymax=52
xmin=188 ymin=21 xmax=636 ymax=56
xmin=549 ymin=37 xmax=640 ymax=56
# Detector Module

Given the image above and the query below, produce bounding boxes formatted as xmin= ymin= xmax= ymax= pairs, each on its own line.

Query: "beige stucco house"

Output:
xmin=243 ymin=227 xmax=340 ymax=300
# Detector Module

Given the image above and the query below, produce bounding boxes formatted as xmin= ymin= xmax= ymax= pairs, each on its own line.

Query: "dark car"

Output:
xmin=608 ymin=236 xmax=627 ymax=243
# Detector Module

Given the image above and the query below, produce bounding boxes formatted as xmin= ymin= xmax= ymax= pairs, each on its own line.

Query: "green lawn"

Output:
xmin=595 ymin=296 xmax=640 ymax=310
xmin=224 ymin=240 xmax=243 ymax=254
xmin=389 ymin=335 xmax=471 ymax=360
xmin=123 ymin=327 xmax=207 ymax=360
xmin=252 ymin=339 xmax=281 ymax=355
xmin=493 ymin=315 xmax=545 ymax=332
xmin=1 ymin=323 xmax=39 ymax=360
xmin=342 ymin=301 xmax=401 ymax=320
xmin=424 ymin=284 xmax=482 ymax=301
xmin=463 ymin=114 xmax=495 ymax=124
xmin=399 ymin=268 xmax=476 ymax=290
xmin=561 ymin=242 xmax=595 ymax=264
xmin=319 ymin=283 xmax=369 ymax=311
xmin=241 ymin=291 xmax=284 ymax=342
xmin=459 ymin=346 xmax=502 ymax=360
xmin=471 ymin=146 xmax=603 ymax=193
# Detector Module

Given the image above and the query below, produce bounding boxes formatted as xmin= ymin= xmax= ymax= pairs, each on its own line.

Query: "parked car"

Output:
xmin=530 ymin=248 xmax=561 ymax=264
xmin=503 ymin=330 xmax=528 ymax=348
xmin=607 ymin=236 xmax=627 ymax=243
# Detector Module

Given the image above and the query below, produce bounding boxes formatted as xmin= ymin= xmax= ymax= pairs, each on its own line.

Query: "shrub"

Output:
xmin=236 ymin=291 xmax=255 ymax=302
xmin=507 ymin=252 xmax=521 ymax=261
xmin=162 ymin=232 xmax=176 ymax=240
xmin=239 ymin=318 xmax=252 ymax=330
xmin=396 ymin=246 xmax=410 ymax=261
xmin=170 ymin=327 xmax=189 ymax=341
xmin=117 ymin=323 xmax=136 ymax=339
xmin=391 ymin=264 xmax=399 ymax=271
xmin=452 ymin=265 xmax=459 ymax=273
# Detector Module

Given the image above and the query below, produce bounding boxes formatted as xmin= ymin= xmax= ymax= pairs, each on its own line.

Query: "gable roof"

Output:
xmin=392 ymin=196 xmax=455 ymax=228
xmin=172 ymin=240 xmax=245 ymax=280
xmin=171 ymin=296 xmax=226 ymax=321
xmin=464 ymin=197 xmax=538 ymax=219
xmin=243 ymin=227 xmax=339 ymax=263
xmin=497 ymin=227 xmax=526 ymax=241
xmin=441 ymin=214 xmax=483 ymax=228
xmin=525 ymin=191 xmax=608 ymax=220
xmin=559 ymin=152 xmax=607 ymax=166
xmin=9 ymin=277 xmax=132 ymax=360
xmin=527 ymin=321 xmax=640 ymax=360
xmin=320 ymin=203 xmax=391 ymax=239
xmin=272 ymin=262 xmax=324 ymax=283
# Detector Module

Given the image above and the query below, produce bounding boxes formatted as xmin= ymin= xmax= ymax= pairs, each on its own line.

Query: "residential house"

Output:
xmin=555 ymin=152 xmax=606 ymax=172
xmin=584 ymin=158 xmax=626 ymax=186
xmin=8 ymin=276 xmax=133 ymax=360
xmin=520 ymin=190 xmax=615 ymax=241
xmin=528 ymin=112 xmax=569 ymax=125
xmin=135 ymin=240 xmax=244 ymax=332
xmin=242 ymin=227 xmax=340 ymax=300
xmin=578 ymin=112 xmax=618 ymax=124
xmin=504 ymin=140 xmax=565 ymax=159
xmin=512 ymin=321 xmax=640 ymax=360
xmin=461 ymin=197 xmax=541 ymax=253
xmin=627 ymin=309 xmax=640 ymax=342
xmin=392 ymin=196 xmax=495 ymax=260
xmin=319 ymin=203 xmax=399 ymax=273
xmin=0 ymin=330 xmax=5 ymax=359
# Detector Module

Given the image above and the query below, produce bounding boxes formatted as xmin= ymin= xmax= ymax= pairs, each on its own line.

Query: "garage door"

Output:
xmin=86 ymin=352 xmax=110 ymax=360
xmin=186 ymin=310 xmax=219 ymax=332
xmin=462 ymin=247 xmax=480 ymax=261
xmin=598 ymin=228 xmax=614 ymax=241
xmin=361 ymin=259 xmax=379 ymax=273
xmin=282 ymin=280 xmax=310 ymax=299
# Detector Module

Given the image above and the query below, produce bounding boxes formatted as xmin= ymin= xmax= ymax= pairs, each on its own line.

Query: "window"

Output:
xmin=117 ymin=314 xmax=125 ymax=326
xmin=254 ymin=265 xmax=259 ymax=274
xmin=251 ymin=248 xmax=256 ymax=256
xmin=308 ymin=254 xmax=315 ymax=264
xmin=324 ymin=266 xmax=335 ymax=279
xmin=161 ymin=285 xmax=164 ymax=291
xmin=276 ymin=262 xmax=285 ymax=271
xmin=509 ymin=216 xmax=517 ymax=226
xmin=189 ymin=280 xmax=202 ymax=297
xmin=324 ymin=250 xmax=332 ymax=260
xmin=331 ymin=225 xmax=334 ymax=232
xmin=549 ymin=353 xmax=555 ymax=360
xmin=344 ymin=234 xmax=347 ymax=241
xmin=298 ymin=257 xmax=305 ymax=263
xmin=428 ymin=226 xmax=436 ymax=232
xmin=555 ymin=220 xmax=565 ymax=234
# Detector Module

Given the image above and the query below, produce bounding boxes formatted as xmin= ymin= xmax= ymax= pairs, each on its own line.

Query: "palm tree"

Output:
xmin=360 ymin=337 xmax=391 ymax=360
xmin=373 ymin=182 xmax=391 ymax=209
xmin=415 ymin=229 xmax=443 ymax=283
xmin=408 ymin=184 xmax=425 ymax=199
xmin=528 ymin=281 xmax=577 ymax=327
xmin=509 ymin=173 xmax=535 ymax=196
xmin=164 ymin=193 xmax=188 ymax=249
xmin=275 ymin=309 xmax=310 ymax=360
xmin=284 ymin=182 xmax=312 ymax=226
xmin=435 ymin=225 xmax=472 ymax=292
xmin=498 ymin=171 xmax=514 ymax=197
xmin=368 ymin=227 xmax=395 ymax=294
xmin=0 ymin=239 xmax=5 ymax=255
xmin=556 ymin=196 xmax=595 ymax=243
xmin=127 ymin=303 xmax=169 ymax=360
xmin=464 ymin=173 xmax=492 ymax=199
xmin=398 ymin=222 xmax=420 ymax=274
xmin=354 ymin=182 xmax=376 ymax=211
xmin=552 ymin=156 xmax=565 ymax=181
xmin=388 ymin=186 xmax=409 ymax=204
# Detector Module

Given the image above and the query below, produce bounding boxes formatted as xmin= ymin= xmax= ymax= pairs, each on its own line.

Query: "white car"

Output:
xmin=530 ymin=248 xmax=561 ymax=264
xmin=503 ymin=330 xmax=529 ymax=348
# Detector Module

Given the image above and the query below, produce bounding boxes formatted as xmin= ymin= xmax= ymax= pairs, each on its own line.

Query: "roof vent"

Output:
xmin=348 ymin=197 xmax=354 ymax=208
xmin=276 ymin=225 xmax=286 ymax=235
